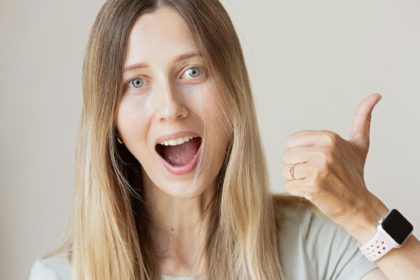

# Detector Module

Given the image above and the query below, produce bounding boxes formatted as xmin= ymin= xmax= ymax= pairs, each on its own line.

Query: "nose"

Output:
xmin=156 ymin=81 xmax=188 ymax=122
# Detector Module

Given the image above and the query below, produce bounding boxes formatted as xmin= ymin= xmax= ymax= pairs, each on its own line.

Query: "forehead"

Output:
xmin=124 ymin=6 xmax=197 ymax=67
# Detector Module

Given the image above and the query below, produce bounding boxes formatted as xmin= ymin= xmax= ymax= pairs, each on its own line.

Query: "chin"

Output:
xmin=157 ymin=178 xmax=211 ymax=200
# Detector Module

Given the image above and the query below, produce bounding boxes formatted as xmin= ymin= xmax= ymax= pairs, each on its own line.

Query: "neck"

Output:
xmin=142 ymin=173 xmax=217 ymax=275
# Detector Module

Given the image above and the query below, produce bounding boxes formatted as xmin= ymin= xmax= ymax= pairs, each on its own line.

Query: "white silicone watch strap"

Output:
xmin=359 ymin=224 xmax=399 ymax=262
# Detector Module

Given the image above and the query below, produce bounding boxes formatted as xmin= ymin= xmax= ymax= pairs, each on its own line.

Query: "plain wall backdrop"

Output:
xmin=1 ymin=0 xmax=419 ymax=279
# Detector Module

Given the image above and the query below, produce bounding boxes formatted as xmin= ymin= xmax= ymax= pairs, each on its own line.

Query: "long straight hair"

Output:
xmin=44 ymin=0 xmax=312 ymax=279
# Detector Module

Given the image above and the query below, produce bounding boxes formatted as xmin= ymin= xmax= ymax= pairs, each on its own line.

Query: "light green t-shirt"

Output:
xmin=28 ymin=206 xmax=378 ymax=280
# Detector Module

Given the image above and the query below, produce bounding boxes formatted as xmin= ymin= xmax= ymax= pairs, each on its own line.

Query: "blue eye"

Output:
xmin=126 ymin=66 xmax=205 ymax=90
xmin=183 ymin=66 xmax=203 ymax=79
xmin=128 ymin=78 xmax=145 ymax=89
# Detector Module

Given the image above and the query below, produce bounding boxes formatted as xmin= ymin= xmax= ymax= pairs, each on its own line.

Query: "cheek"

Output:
xmin=203 ymin=90 xmax=230 ymax=139
xmin=190 ymin=80 xmax=224 ymax=121
xmin=116 ymin=98 xmax=148 ymax=146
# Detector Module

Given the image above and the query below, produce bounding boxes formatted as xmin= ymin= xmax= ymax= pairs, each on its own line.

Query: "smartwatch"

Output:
xmin=359 ymin=209 xmax=413 ymax=262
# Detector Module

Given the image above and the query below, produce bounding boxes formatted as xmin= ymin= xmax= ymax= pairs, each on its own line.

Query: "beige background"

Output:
xmin=1 ymin=0 xmax=419 ymax=279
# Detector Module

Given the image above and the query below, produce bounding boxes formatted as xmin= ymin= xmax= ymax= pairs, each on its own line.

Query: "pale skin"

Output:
xmin=282 ymin=93 xmax=420 ymax=279
xmin=117 ymin=7 xmax=229 ymax=275
xmin=117 ymin=5 xmax=420 ymax=279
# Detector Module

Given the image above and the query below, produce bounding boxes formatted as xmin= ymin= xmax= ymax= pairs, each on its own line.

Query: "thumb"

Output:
xmin=349 ymin=93 xmax=382 ymax=155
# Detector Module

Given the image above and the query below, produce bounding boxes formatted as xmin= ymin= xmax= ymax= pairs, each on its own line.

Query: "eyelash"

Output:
xmin=126 ymin=65 xmax=206 ymax=90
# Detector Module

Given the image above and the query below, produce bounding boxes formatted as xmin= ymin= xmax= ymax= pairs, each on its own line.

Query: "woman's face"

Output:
xmin=116 ymin=6 xmax=230 ymax=199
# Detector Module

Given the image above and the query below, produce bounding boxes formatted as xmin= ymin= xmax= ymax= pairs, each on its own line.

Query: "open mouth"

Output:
xmin=155 ymin=136 xmax=202 ymax=167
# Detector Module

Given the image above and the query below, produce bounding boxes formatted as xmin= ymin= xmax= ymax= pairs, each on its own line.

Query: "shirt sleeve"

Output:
xmin=301 ymin=208 xmax=379 ymax=280
xmin=28 ymin=255 xmax=71 ymax=280
xmin=28 ymin=260 xmax=57 ymax=280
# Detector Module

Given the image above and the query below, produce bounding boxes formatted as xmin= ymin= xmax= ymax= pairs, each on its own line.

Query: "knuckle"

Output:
xmin=318 ymin=150 xmax=334 ymax=169
xmin=286 ymin=135 xmax=295 ymax=146
xmin=282 ymin=168 xmax=289 ymax=179
xmin=324 ymin=131 xmax=339 ymax=146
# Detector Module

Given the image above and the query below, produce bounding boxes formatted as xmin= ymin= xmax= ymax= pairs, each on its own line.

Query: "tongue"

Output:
xmin=161 ymin=138 xmax=200 ymax=166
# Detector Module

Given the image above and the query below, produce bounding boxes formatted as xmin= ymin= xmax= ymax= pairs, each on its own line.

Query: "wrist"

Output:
xmin=359 ymin=208 xmax=414 ymax=262
xmin=343 ymin=192 xmax=389 ymax=244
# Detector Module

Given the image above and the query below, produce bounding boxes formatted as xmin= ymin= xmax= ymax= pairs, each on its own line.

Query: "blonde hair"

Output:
xmin=44 ymin=0 xmax=314 ymax=279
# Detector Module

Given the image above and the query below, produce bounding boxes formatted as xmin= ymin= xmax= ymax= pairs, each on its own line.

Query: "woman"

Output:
xmin=29 ymin=0 xmax=420 ymax=279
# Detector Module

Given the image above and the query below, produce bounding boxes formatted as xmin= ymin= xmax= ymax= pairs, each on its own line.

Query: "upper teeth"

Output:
xmin=159 ymin=136 xmax=196 ymax=146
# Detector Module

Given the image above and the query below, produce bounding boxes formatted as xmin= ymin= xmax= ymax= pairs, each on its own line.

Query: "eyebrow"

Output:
xmin=123 ymin=51 xmax=203 ymax=72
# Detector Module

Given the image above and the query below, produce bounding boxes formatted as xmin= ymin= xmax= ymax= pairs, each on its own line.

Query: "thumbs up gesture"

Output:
xmin=282 ymin=93 xmax=389 ymax=243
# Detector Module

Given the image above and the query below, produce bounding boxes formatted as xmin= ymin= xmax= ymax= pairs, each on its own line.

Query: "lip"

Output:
xmin=154 ymin=130 xmax=201 ymax=146
xmin=156 ymin=138 xmax=202 ymax=175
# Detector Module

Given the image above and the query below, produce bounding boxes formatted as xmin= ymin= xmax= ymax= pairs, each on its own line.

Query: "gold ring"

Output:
xmin=288 ymin=161 xmax=307 ymax=181
xmin=289 ymin=163 xmax=298 ymax=180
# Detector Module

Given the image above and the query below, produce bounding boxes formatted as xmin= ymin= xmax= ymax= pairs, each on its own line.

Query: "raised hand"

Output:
xmin=282 ymin=93 xmax=388 ymax=242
